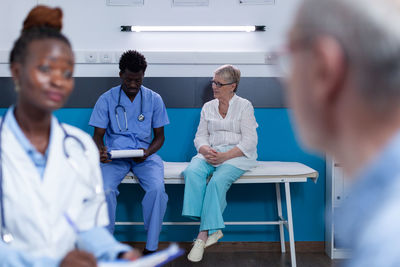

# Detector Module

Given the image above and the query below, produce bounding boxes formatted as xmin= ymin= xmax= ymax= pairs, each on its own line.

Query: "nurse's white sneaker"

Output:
xmin=205 ymin=230 xmax=223 ymax=248
xmin=187 ymin=239 xmax=206 ymax=262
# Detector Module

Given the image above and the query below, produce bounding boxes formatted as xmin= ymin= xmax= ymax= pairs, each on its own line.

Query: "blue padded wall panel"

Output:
xmin=0 ymin=107 xmax=325 ymax=241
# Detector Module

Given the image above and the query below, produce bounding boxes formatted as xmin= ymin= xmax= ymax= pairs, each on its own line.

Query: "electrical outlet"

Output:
xmin=264 ymin=52 xmax=278 ymax=65
xmin=85 ymin=52 xmax=98 ymax=63
xmin=99 ymin=52 xmax=113 ymax=63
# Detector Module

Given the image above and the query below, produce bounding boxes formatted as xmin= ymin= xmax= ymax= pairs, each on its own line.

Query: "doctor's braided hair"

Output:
xmin=119 ymin=50 xmax=147 ymax=73
xmin=9 ymin=5 xmax=71 ymax=64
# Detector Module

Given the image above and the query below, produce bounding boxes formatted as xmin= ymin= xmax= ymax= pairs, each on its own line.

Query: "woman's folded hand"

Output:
xmin=207 ymin=152 xmax=227 ymax=165
xmin=199 ymin=146 xmax=217 ymax=158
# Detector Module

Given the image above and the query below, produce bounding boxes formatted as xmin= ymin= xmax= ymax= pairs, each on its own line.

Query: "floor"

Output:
xmin=128 ymin=242 xmax=345 ymax=267
xmin=165 ymin=251 xmax=343 ymax=267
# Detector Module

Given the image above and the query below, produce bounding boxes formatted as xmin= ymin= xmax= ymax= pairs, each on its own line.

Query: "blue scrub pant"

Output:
xmin=101 ymin=154 xmax=168 ymax=251
xmin=182 ymin=158 xmax=245 ymax=234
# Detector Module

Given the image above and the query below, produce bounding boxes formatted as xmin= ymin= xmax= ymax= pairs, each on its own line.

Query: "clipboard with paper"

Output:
xmin=107 ymin=149 xmax=144 ymax=159
xmin=99 ymin=243 xmax=184 ymax=267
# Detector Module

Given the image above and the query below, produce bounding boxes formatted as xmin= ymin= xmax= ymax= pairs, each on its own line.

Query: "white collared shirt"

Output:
xmin=194 ymin=94 xmax=258 ymax=170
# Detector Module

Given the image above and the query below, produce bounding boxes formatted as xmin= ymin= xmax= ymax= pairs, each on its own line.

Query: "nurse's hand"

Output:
xmin=119 ymin=249 xmax=142 ymax=260
xmin=100 ymin=146 xmax=111 ymax=163
xmin=132 ymin=148 xmax=148 ymax=163
xmin=60 ymin=250 xmax=97 ymax=267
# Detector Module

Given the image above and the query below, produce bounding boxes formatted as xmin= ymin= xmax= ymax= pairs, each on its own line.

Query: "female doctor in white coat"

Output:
xmin=0 ymin=6 xmax=139 ymax=266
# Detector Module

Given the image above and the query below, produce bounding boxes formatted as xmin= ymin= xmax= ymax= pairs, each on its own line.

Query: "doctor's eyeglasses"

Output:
xmin=211 ymin=80 xmax=236 ymax=88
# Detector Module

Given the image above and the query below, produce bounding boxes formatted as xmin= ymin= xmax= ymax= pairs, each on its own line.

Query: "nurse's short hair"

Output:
xmin=295 ymin=0 xmax=400 ymax=113
xmin=214 ymin=64 xmax=241 ymax=92
xmin=119 ymin=50 xmax=147 ymax=74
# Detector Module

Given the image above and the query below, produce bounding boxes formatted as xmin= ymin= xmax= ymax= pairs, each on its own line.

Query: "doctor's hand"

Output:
xmin=132 ymin=148 xmax=148 ymax=163
xmin=119 ymin=249 xmax=142 ymax=261
xmin=60 ymin=250 xmax=97 ymax=267
xmin=207 ymin=151 xmax=228 ymax=165
xmin=100 ymin=146 xmax=111 ymax=163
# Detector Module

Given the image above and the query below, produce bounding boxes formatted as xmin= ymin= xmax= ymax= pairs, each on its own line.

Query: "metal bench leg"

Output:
xmin=285 ymin=182 xmax=297 ymax=267
xmin=275 ymin=183 xmax=286 ymax=253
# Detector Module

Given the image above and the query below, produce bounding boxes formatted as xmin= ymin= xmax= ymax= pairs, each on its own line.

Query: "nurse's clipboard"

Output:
xmin=98 ymin=243 xmax=184 ymax=267
xmin=107 ymin=149 xmax=144 ymax=159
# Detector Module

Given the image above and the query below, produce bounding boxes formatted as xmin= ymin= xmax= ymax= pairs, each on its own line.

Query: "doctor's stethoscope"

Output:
xmin=115 ymin=86 xmax=145 ymax=132
xmin=0 ymin=113 xmax=105 ymax=244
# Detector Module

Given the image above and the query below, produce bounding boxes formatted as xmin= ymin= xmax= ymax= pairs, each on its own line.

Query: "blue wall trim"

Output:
xmin=0 ymin=107 xmax=325 ymax=242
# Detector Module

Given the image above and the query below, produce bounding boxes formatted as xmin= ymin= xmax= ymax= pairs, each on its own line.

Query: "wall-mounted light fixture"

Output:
xmin=120 ymin=25 xmax=266 ymax=32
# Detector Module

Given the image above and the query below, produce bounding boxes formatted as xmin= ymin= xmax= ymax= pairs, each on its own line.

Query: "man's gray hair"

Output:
xmin=214 ymin=64 xmax=241 ymax=92
xmin=296 ymin=0 xmax=400 ymax=112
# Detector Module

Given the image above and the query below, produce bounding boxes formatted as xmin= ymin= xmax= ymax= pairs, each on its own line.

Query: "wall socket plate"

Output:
xmin=264 ymin=52 xmax=278 ymax=65
xmin=85 ymin=52 xmax=98 ymax=63
xmin=99 ymin=52 xmax=113 ymax=63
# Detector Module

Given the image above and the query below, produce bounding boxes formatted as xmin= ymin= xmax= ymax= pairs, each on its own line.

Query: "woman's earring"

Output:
xmin=14 ymin=80 xmax=20 ymax=92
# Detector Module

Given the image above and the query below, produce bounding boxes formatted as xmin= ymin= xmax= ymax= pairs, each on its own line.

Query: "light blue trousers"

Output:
xmin=182 ymin=158 xmax=245 ymax=234
xmin=101 ymin=154 xmax=168 ymax=251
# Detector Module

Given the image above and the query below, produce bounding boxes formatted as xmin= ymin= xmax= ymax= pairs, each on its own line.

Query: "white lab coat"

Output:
xmin=0 ymin=114 xmax=108 ymax=260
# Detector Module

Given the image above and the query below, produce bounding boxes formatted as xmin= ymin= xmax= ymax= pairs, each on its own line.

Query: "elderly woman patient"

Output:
xmin=182 ymin=65 xmax=258 ymax=262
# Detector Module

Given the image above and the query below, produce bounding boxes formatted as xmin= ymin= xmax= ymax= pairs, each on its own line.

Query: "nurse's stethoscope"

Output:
xmin=0 ymin=113 xmax=104 ymax=243
xmin=115 ymin=86 xmax=145 ymax=132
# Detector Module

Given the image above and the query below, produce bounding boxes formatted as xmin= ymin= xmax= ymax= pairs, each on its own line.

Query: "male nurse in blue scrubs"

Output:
xmin=89 ymin=50 xmax=169 ymax=255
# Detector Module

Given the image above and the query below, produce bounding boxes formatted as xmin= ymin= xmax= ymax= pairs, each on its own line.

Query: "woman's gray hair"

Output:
xmin=214 ymin=64 xmax=241 ymax=92
xmin=295 ymin=0 xmax=400 ymax=113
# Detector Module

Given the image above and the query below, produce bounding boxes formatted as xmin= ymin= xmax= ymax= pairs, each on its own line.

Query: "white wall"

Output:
xmin=0 ymin=0 xmax=301 ymax=77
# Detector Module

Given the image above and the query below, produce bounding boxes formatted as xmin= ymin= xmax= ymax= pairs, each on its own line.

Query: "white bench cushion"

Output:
xmin=123 ymin=161 xmax=318 ymax=184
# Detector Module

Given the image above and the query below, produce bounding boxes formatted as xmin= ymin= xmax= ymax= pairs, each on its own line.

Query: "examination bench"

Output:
xmin=117 ymin=161 xmax=318 ymax=267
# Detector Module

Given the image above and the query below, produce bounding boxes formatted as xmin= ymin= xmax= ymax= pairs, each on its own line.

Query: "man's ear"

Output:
xmin=311 ymin=36 xmax=347 ymax=106
xmin=119 ymin=71 xmax=123 ymax=79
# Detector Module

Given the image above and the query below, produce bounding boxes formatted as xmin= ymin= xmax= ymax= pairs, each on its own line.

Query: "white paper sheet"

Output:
xmin=98 ymin=243 xmax=184 ymax=267
xmin=109 ymin=149 xmax=144 ymax=159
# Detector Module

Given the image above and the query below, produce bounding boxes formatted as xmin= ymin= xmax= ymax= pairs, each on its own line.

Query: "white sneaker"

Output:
xmin=205 ymin=230 xmax=223 ymax=248
xmin=187 ymin=239 xmax=206 ymax=262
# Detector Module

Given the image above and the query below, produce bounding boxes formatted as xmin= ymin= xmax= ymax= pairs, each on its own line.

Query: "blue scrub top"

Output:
xmin=89 ymin=85 xmax=169 ymax=151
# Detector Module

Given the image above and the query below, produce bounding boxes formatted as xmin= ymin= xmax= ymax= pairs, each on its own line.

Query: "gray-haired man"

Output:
xmin=285 ymin=0 xmax=400 ymax=266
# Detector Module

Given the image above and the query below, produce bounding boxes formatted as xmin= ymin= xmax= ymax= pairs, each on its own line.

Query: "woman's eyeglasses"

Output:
xmin=211 ymin=80 xmax=235 ymax=88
